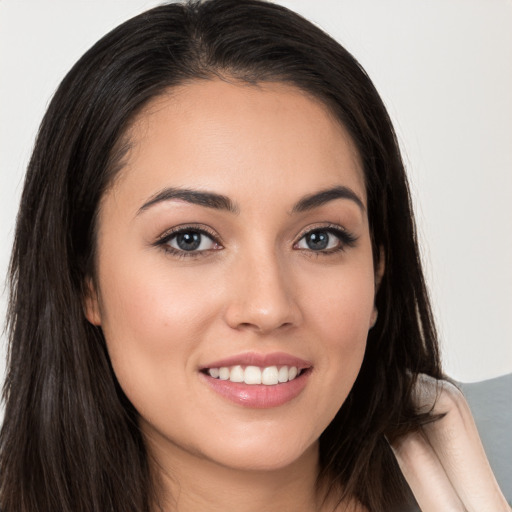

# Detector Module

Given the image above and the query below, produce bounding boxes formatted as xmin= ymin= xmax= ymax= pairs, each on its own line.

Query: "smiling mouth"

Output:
xmin=200 ymin=355 xmax=312 ymax=407
xmin=202 ymin=365 xmax=307 ymax=386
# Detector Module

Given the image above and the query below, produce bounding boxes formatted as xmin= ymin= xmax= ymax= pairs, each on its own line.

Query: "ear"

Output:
xmin=370 ymin=247 xmax=385 ymax=329
xmin=83 ymin=277 xmax=102 ymax=326
xmin=374 ymin=246 xmax=385 ymax=291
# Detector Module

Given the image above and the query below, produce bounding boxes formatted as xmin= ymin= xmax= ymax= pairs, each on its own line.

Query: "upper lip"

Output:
xmin=200 ymin=352 xmax=312 ymax=370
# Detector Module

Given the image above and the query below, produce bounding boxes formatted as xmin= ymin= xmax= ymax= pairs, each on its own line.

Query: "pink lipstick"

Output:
xmin=199 ymin=352 xmax=312 ymax=408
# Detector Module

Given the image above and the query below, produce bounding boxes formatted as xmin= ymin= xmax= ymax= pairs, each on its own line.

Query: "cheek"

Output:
xmin=300 ymin=260 xmax=375 ymax=408
xmin=304 ymin=256 xmax=376 ymax=344
xmin=96 ymin=258 xmax=223 ymax=396
xmin=100 ymin=252 xmax=219 ymax=333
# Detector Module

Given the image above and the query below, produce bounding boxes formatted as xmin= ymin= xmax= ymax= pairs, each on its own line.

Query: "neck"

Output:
xmin=145 ymin=434 xmax=346 ymax=512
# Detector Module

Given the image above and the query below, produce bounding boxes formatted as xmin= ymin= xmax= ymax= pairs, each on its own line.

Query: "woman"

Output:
xmin=0 ymin=1 xmax=508 ymax=511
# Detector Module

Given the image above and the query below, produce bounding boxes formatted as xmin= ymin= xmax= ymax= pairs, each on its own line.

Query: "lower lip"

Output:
xmin=200 ymin=370 xmax=310 ymax=408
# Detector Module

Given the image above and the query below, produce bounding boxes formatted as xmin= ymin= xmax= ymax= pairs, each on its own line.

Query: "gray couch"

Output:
xmin=460 ymin=373 xmax=512 ymax=503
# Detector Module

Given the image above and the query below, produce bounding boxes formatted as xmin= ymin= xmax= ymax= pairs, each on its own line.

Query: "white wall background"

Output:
xmin=1 ymin=0 xmax=511 ymax=385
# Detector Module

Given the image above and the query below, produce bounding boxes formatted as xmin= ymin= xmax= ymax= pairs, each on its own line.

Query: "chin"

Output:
xmin=200 ymin=433 xmax=319 ymax=473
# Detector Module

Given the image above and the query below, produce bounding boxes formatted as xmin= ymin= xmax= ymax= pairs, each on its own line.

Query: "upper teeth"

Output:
xmin=207 ymin=365 xmax=300 ymax=385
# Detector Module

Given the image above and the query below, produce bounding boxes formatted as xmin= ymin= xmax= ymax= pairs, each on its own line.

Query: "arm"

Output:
xmin=390 ymin=374 xmax=510 ymax=512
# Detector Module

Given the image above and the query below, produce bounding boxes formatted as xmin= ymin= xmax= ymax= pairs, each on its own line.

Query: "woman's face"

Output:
xmin=86 ymin=79 xmax=380 ymax=472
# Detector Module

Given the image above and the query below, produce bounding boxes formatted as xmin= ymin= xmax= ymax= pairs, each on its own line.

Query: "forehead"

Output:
xmin=109 ymin=79 xmax=366 ymax=212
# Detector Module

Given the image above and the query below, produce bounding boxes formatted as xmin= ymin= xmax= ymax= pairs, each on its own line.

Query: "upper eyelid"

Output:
xmin=294 ymin=222 xmax=351 ymax=240
xmin=156 ymin=224 xmax=222 ymax=244
xmin=294 ymin=223 xmax=358 ymax=250
xmin=154 ymin=222 xmax=355 ymax=248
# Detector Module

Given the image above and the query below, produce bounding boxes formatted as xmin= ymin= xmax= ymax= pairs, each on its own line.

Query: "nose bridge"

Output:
xmin=224 ymin=240 xmax=300 ymax=333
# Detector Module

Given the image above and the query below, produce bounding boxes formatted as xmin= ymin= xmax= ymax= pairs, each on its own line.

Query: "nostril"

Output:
xmin=234 ymin=320 xmax=294 ymax=333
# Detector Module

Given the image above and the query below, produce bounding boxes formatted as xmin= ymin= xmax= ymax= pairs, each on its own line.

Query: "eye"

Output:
xmin=156 ymin=226 xmax=222 ymax=256
xmin=295 ymin=226 xmax=357 ymax=253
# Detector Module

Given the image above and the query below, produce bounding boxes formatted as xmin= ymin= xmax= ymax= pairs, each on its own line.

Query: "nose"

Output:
xmin=223 ymin=249 xmax=302 ymax=334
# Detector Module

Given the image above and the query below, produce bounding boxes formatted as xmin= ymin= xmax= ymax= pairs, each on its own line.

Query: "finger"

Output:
xmin=421 ymin=382 xmax=509 ymax=512
xmin=391 ymin=429 xmax=465 ymax=512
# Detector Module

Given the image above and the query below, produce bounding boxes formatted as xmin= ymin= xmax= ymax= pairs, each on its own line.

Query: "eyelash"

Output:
xmin=294 ymin=224 xmax=358 ymax=256
xmin=154 ymin=223 xmax=357 ymax=259
xmin=155 ymin=225 xmax=222 ymax=259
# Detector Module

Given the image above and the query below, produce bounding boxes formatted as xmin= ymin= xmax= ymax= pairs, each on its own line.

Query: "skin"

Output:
xmin=83 ymin=78 xmax=511 ymax=512
xmin=391 ymin=376 xmax=511 ymax=511
xmin=85 ymin=79 xmax=378 ymax=511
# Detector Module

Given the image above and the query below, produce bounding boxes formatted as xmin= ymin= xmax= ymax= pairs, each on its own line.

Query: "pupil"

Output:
xmin=307 ymin=231 xmax=328 ymax=250
xmin=177 ymin=231 xmax=201 ymax=251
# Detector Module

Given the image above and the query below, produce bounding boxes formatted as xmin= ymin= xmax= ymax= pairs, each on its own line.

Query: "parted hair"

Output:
xmin=1 ymin=1 xmax=442 ymax=511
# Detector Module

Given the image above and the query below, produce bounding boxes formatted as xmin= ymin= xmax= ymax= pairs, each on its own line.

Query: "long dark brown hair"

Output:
xmin=1 ymin=1 xmax=442 ymax=510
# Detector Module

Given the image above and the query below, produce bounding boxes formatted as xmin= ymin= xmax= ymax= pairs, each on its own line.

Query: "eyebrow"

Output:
xmin=291 ymin=186 xmax=365 ymax=214
xmin=138 ymin=187 xmax=240 ymax=215
xmin=137 ymin=184 xmax=364 ymax=216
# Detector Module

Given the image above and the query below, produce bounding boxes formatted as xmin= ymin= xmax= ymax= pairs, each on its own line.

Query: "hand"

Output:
xmin=390 ymin=374 xmax=510 ymax=511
